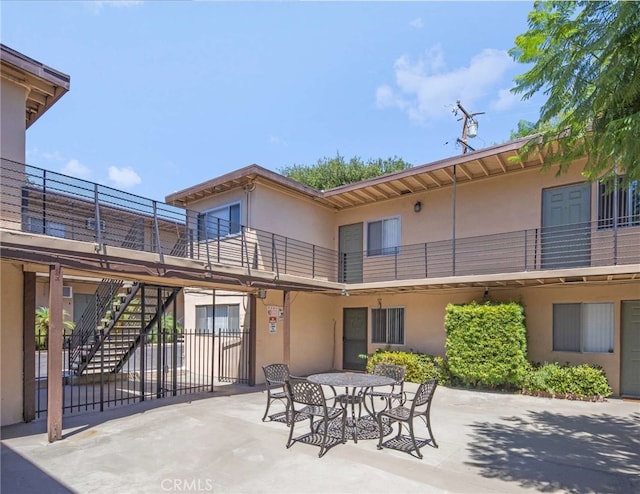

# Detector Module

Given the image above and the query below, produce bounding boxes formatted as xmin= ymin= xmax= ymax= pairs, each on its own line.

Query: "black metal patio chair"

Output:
xmin=366 ymin=364 xmax=406 ymax=414
xmin=261 ymin=363 xmax=290 ymax=423
xmin=284 ymin=377 xmax=347 ymax=457
xmin=376 ymin=379 xmax=438 ymax=459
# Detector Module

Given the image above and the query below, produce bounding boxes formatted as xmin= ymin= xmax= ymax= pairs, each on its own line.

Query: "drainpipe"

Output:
xmin=613 ymin=177 xmax=619 ymax=265
xmin=452 ymin=164 xmax=457 ymax=276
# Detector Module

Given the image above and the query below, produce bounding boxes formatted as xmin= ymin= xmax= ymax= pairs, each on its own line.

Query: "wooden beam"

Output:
xmin=47 ymin=264 xmax=63 ymax=442
xmin=475 ymin=158 xmax=490 ymax=176
xmin=283 ymin=291 xmax=291 ymax=365
xmin=23 ymin=271 xmax=36 ymax=422
xmin=495 ymin=154 xmax=507 ymax=173
xmin=248 ymin=293 xmax=257 ymax=386
xmin=457 ymin=164 xmax=473 ymax=180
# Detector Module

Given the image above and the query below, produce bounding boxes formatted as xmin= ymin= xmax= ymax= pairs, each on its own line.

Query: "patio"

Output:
xmin=2 ymin=382 xmax=639 ymax=493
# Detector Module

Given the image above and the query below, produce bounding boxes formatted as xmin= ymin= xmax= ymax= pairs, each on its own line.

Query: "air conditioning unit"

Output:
xmin=86 ymin=218 xmax=106 ymax=232
xmin=63 ymin=286 xmax=73 ymax=298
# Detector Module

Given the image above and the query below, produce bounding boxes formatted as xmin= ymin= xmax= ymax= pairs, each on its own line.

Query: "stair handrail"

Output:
xmin=74 ymin=282 xmax=141 ymax=376
xmin=112 ymin=287 xmax=182 ymax=374
xmin=68 ymin=278 xmax=125 ymax=371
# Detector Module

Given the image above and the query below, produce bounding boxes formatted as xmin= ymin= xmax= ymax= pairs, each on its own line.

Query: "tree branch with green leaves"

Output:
xmin=510 ymin=1 xmax=640 ymax=184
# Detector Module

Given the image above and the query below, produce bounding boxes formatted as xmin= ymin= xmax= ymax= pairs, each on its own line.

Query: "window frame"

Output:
xmin=597 ymin=177 xmax=640 ymax=229
xmin=370 ymin=306 xmax=405 ymax=345
xmin=26 ymin=216 xmax=66 ymax=238
xmin=366 ymin=215 xmax=401 ymax=257
xmin=552 ymin=302 xmax=615 ymax=354
xmin=195 ymin=303 xmax=241 ymax=335
xmin=197 ymin=201 xmax=241 ymax=241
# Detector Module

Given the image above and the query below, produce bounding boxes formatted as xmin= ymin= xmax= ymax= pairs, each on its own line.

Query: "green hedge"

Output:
xmin=366 ymin=350 xmax=438 ymax=383
xmin=522 ymin=362 xmax=612 ymax=400
xmin=444 ymin=301 xmax=528 ymax=389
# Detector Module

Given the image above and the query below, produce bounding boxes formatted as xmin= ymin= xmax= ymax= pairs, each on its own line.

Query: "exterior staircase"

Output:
xmin=69 ymin=281 xmax=181 ymax=376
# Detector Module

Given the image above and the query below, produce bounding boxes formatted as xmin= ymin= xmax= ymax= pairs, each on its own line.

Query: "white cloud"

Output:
xmin=491 ymin=87 xmax=519 ymax=111
xmin=42 ymin=150 xmax=65 ymax=162
xmin=62 ymin=159 xmax=92 ymax=179
xmin=376 ymin=46 xmax=515 ymax=121
xmin=409 ymin=17 xmax=423 ymax=29
xmin=108 ymin=166 xmax=141 ymax=188
xmin=87 ymin=1 xmax=143 ymax=14
xmin=269 ymin=135 xmax=287 ymax=146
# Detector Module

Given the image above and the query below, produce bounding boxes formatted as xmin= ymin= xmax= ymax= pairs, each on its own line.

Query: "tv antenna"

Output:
xmin=451 ymin=100 xmax=485 ymax=154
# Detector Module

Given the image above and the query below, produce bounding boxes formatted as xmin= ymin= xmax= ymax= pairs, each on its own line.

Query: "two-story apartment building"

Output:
xmin=2 ymin=45 xmax=638 ymax=439
xmin=166 ymin=152 xmax=640 ymax=398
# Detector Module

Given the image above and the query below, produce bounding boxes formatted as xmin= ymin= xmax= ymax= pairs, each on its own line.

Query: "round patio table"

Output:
xmin=308 ymin=372 xmax=394 ymax=442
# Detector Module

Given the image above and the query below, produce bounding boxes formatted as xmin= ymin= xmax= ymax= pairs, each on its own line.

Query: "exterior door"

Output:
xmin=343 ymin=308 xmax=367 ymax=371
xmin=73 ymin=293 xmax=93 ymax=324
xmin=622 ymin=300 xmax=640 ymax=397
xmin=542 ymin=183 xmax=591 ymax=268
xmin=339 ymin=223 xmax=363 ymax=283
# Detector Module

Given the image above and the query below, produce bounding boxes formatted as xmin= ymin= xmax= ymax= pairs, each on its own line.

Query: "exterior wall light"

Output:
xmin=414 ymin=201 xmax=422 ymax=213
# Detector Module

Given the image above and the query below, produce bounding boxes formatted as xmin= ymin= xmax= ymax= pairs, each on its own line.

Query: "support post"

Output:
xmin=283 ymin=291 xmax=291 ymax=366
xmin=23 ymin=271 xmax=36 ymax=422
xmin=248 ymin=293 xmax=256 ymax=386
xmin=210 ymin=289 xmax=216 ymax=391
xmin=47 ymin=264 xmax=63 ymax=442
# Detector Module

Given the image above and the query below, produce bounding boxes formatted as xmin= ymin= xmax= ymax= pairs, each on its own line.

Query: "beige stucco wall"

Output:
xmin=1 ymin=78 xmax=26 ymax=162
xmin=1 ymin=261 xmax=24 ymax=425
xmin=334 ymin=163 xmax=590 ymax=251
xmin=490 ymin=282 xmax=638 ymax=395
xmin=1 ymin=78 xmax=28 ymax=231
xmin=249 ymin=184 xmax=335 ymax=248
xmin=255 ymin=290 xmax=337 ymax=383
xmin=257 ymin=280 xmax=637 ymax=395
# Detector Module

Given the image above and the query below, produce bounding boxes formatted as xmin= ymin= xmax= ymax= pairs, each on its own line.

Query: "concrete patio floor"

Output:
xmin=2 ymin=382 xmax=639 ymax=494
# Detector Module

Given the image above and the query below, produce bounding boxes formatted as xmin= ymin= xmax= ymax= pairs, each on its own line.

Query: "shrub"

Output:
xmin=522 ymin=362 xmax=612 ymax=400
xmin=445 ymin=301 xmax=528 ymax=389
xmin=366 ymin=350 xmax=438 ymax=383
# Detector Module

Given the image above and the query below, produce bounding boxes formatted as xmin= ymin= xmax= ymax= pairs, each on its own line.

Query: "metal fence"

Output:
xmin=34 ymin=327 xmax=251 ymax=418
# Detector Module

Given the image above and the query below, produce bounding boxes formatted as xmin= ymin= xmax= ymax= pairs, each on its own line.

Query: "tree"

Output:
xmin=279 ymin=153 xmax=412 ymax=190
xmin=510 ymin=1 xmax=640 ymax=183
xmin=35 ymin=306 xmax=76 ymax=350
xmin=509 ymin=120 xmax=537 ymax=140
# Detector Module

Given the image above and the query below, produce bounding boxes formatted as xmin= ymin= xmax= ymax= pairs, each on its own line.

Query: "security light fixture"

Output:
xmin=414 ymin=201 xmax=422 ymax=213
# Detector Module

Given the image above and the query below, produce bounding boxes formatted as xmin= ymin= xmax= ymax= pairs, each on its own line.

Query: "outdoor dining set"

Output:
xmin=261 ymin=363 xmax=438 ymax=458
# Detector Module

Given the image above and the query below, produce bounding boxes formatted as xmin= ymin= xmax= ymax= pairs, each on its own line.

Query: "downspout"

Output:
xmin=452 ymin=164 xmax=457 ymax=276
xmin=245 ymin=181 xmax=256 ymax=229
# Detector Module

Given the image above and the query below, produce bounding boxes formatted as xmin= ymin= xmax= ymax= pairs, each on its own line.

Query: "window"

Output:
xmin=371 ymin=307 xmax=404 ymax=345
xmin=553 ymin=303 xmax=614 ymax=353
xmin=195 ymin=304 xmax=240 ymax=335
xmin=197 ymin=203 xmax=241 ymax=241
xmin=86 ymin=218 xmax=106 ymax=232
xmin=367 ymin=216 xmax=400 ymax=256
xmin=598 ymin=177 xmax=640 ymax=228
xmin=27 ymin=216 xmax=66 ymax=238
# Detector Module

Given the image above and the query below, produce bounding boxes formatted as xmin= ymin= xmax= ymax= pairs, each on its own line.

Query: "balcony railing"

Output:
xmin=1 ymin=159 xmax=638 ymax=287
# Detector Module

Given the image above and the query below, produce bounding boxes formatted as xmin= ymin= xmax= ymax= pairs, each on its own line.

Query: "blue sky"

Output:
xmin=2 ymin=1 xmax=543 ymax=201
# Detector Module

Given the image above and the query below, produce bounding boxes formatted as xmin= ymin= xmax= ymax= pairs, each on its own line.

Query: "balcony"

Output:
xmin=1 ymin=159 xmax=639 ymax=291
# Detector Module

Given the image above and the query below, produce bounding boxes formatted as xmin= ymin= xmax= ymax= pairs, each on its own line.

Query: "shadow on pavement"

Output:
xmin=466 ymin=410 xmax=640 ymax=493
xmin=1 ymin=382 xmax=261 ymax=441
xmin=1 ymin=443 xmax=73 ymax=494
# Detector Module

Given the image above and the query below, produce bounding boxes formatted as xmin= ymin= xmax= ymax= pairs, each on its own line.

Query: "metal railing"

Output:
xmin=2 ymin=159 xmax=639 ymax=287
